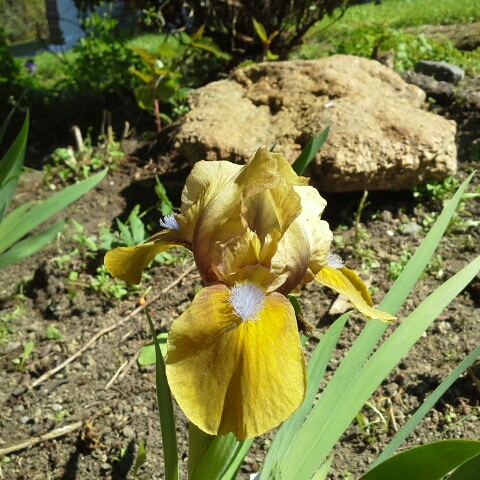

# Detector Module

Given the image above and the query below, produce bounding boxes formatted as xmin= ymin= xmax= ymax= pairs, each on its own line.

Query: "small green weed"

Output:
xmin=43 ymin=131 xmax=124 ymax=188
xmin=12 ymin=340 xmax=35 ymax=371
xmin=100 ymin=205 xmax=148 ymax=250
xmin=90 ymin=265 xmax=141 ymax=298
xmin=414 ymin=176 xmax=461 ymax=201
xmin=298 ymin=25 xmax=480 ymax=73
xmin=155 ymin=176 xmax=175 ymax=217
xmin=390 ymin=250 xmax=444 ymax=280
xmin=46 ymin=325 xmax=64 ymax=340
xmin=0 ymin=306 xmax=24 ymax=344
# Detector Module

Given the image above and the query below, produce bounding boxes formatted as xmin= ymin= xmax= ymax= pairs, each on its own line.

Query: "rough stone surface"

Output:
xmin=174 ymin=55 xmax=457 ymax=192
xmin=415 ymin=60 xmax=465 ymax=84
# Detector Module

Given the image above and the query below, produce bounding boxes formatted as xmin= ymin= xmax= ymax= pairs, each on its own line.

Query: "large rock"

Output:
xmin=174 ymin=55 xmax=457 ymax=192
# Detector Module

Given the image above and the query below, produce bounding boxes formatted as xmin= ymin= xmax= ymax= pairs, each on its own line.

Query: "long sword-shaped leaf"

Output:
xmin=281 ymin=252 xmax=480 ymax=480
xmin=262 ymin=313 xmax=350 ymax=474
xmin=0 ymin=168 xmax=108 ymax=255
xmin=0 ymin=106 xmax=17 ymax=147
xmin=291 ymin=127 xmax=329 ymax=176
xmin=446 ymin=451 xmax=480 ymax=480
xmin=145 ymin=307 xmax=179 ymax=480
xmin=190 ymin=429 xmax=253 ymax=480
xmin=372 ymin=343 xmax=480 ymax=469
xmin=0 ymin=218 xmax=67 ymax=268
xmin=360 ymin=440 xmax=480 ymax=480
xmin=0 ymin=111 xmax=29 ymax=223
xmin=261 ymin=172 xmax=476 ymax=479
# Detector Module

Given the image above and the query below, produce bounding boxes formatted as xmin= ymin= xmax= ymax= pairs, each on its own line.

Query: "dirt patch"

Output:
xmin=0 ymin=72 xmax=480 ymax=480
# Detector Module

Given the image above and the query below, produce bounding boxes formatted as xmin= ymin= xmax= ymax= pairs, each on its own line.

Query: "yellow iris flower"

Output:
xmin=104 ymin=147 xmax=395 ymax=440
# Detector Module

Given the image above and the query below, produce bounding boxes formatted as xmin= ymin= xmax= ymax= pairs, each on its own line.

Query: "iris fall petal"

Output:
xmin=104 ymin=229 xmax=189 ymax=284
xmin=316 ymin=265 xmax=396 ymax=322
xmin=165 ymin=283 xmax=306 ymax=440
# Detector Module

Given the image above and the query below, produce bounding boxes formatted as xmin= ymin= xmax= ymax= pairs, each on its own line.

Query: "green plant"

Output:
xmin=129 ymin=26 xmax=228 ymax=130
xmin=64 ymin=11 xmax=141 ymax=94
xmin=46 ymin=325 xmax=64 ymax=340
xmin=72 ymin=220 xmax=99 ymax=259
xmin=43 ymin=130 xmax=125 ymax=188
xmin=299 ymin=24 xmax=480 ymax=73
xmin=0 ymin=110 xmax=108 ymax=268
xmin=76 ymin=0 xmax=350 ymax=60
xmin=12 ymin=340 xmax=34 ymax=371
xmin=111 ymin=137 xmax=480 ymax=480
xmin=90 ymin=265 xmax=136 ymax=298
xmin=252 ymin=19 xmax=279 ymax=61
xmin=0 ymin=306 xmax=24 ymax=344
xmin=100 ymin=205 xmax=148 ymax=250
xmin=414 ymin=176 xmax=461 ymax=201
xmin=155 ymin=176 xmax=175 ymax=217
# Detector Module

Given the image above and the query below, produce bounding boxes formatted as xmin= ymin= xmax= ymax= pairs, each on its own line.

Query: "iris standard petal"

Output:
xmin=165 ymin=283 xmax=306 ymax=440
xmin=316 ymin=265 xmax=396 ymax=322
xmin=104 ymin=229 xmax=189 ymax=284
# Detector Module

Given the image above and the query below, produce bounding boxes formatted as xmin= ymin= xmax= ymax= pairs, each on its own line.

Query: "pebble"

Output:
xmin=402 ymin=222 xmax=422 ymax=235
xmin=13 ymin=404 xmax=25 ymax=412
xmin=20 ymin=416 xmax=31 ymax=424
xmin=122 ymin=425 xmax=135 ymax=439
xmin=51 ymin=403 xmax=63 ymax=412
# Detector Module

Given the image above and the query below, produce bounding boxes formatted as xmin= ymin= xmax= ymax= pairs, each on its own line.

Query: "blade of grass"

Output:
xmin=291 ymin=127 xmax=329 ymax=175
xmin=360 ymin=440 xmax=480 ymax=480
xmin=262 ymin=313 xmax=350 ymax=474
xmin=144 ymin=307 xmax=179 ymax=480
xmin=446 ymin=451 xmax=480 ymax=480
xmin=260 ymin=172 xmax=476 ymax=479
xmin=372 ymin=343 xmax=480 ymax=468
xmin=0 ymin=106 xmax=16 ymax=146
xmin=0 ymin=111 xmax=29 ymax=223
xmin=221 ymin=439 xmax=255 ymax=480
xmin=190 ymin=430 xmax=253 ymax=480
xmin=282 ymin=252 xmax=480 ymax=480
xmin=0 ymin=168 xmax=108 ymax=254
xmin=311 ymin=455 xmax=334 ymax=480
xmin=0 ymin=218 xmax=67 ymax=268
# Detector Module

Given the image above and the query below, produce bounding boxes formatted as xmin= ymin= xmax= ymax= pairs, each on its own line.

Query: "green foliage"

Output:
xmin=129 ymin=27 xmax=228 ymax=129
xmin=12 ymin=340 xmax=35 ymax=371
xmin=414 ymin=176 xmax=461 ymax=201
xmin=252 ymin=19 xmax=279 ymax=61
xmin=43 ymin=131 xmax=125 ymax=188
xmin=64 ymin=12 xmax=141 ymax=94
xmin=100 ymin=205 xmax=148 ymax=250
xmin=74 ymin=0 xmax=348 ymax=59
xmin=46 ymin=325 xmax=65 ymax=340
xmin=0 ymin=110 xmax=108 ymax=268
xmin=0 ymin=306 xmax=24 ymax=344
xmin=90 ymin=265 xmax=136 ymax=298
xmin=138 ymin=332 xmax=168 ymax=367
xmin=311 ymin=0 xmax=480 ymax=35
xmin=155 ymin=176 xmax=175 ymax=217
xmin=310 ymin=26 xmax=480 ymax=73
xmin=361 ymin=440 xmax=480 ymax=480
xmin=0 ymin=27 xmax=19 ymax=86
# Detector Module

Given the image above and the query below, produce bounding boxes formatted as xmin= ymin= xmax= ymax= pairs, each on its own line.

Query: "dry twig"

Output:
xmin=0 ymin=421 xmax=83 ymax=457
xmin=27 ymin=263 xmax=196 ymax=391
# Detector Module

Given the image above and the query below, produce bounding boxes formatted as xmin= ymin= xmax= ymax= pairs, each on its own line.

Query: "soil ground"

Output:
xmin=0 ymin=68 xmax=479 ymax=480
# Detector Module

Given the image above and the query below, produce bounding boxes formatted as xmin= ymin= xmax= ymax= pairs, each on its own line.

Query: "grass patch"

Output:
xmin=294 ymin=0 xmax=480 ymax=72
xmin=311 ymin=0 xmax=480 ymax=38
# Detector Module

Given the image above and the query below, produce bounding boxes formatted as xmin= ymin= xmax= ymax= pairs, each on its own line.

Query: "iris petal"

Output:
xmin=316 ymin=265 xmax=396 ymax=322
xmin=104 ymin=229 xmax=189 ymax=284
xmin=166 ymin=284 xmax=306 ymax=440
